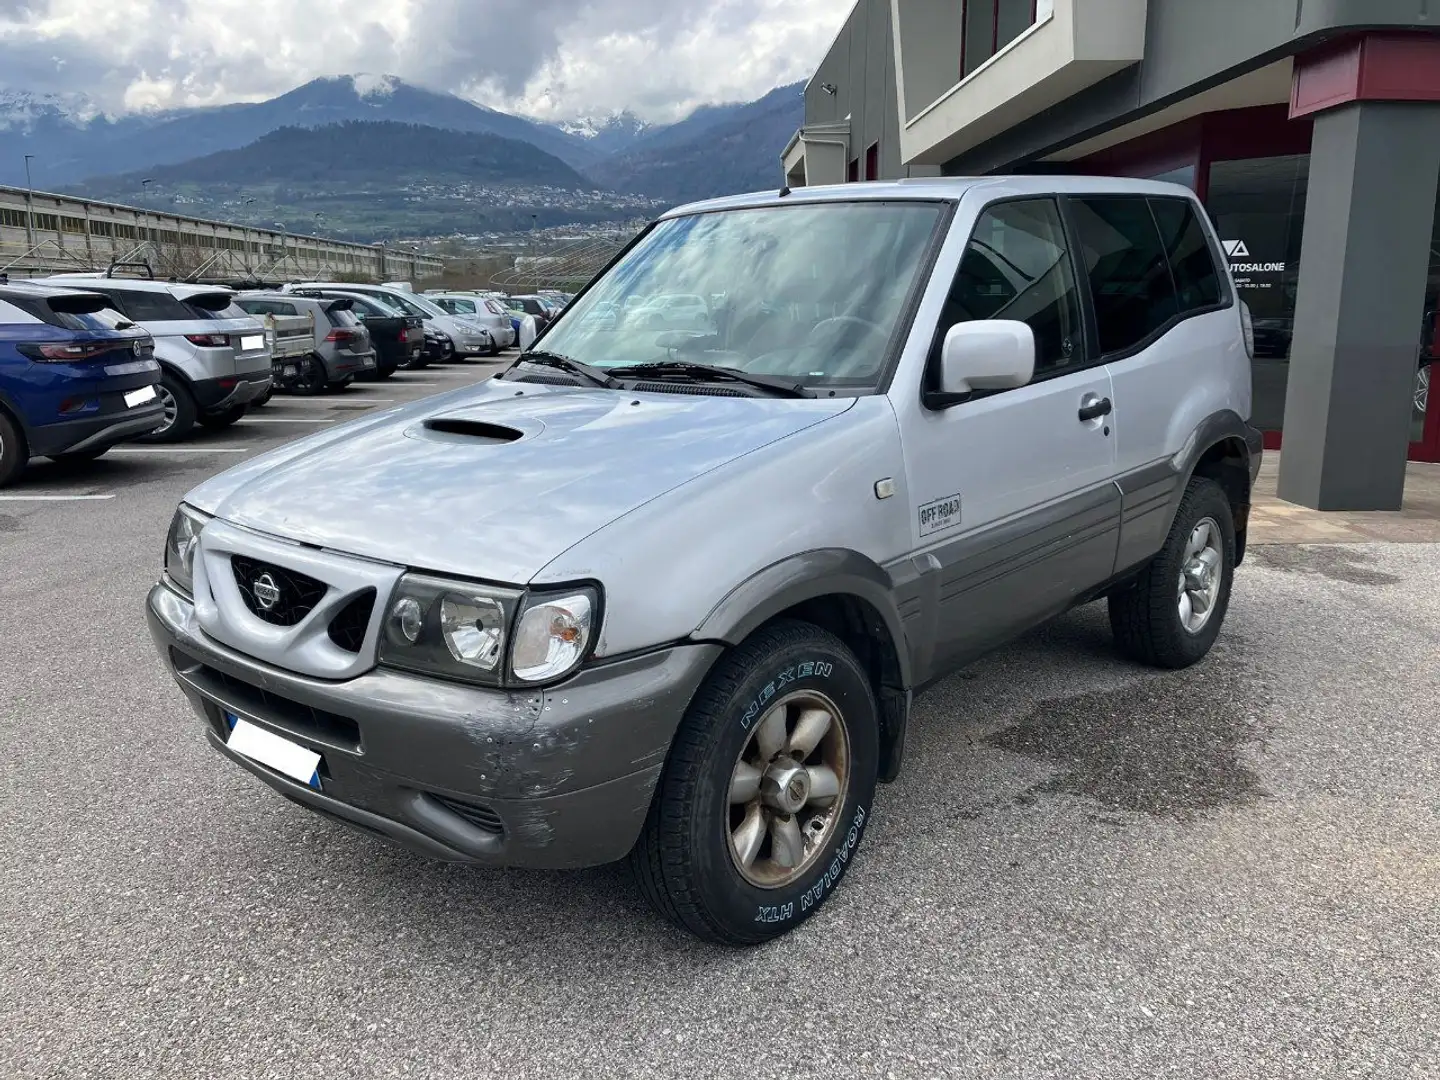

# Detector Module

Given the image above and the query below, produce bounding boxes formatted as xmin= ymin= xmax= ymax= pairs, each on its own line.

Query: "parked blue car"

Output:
xmin=0 ymin=282 xmax=163 ymax=487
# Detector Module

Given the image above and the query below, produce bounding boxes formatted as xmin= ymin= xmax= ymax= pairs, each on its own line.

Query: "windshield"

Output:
xmin=534 ymin=201 xmax=942 ymax=388
xmin=378 ymin=291 xmax=445 ymax=319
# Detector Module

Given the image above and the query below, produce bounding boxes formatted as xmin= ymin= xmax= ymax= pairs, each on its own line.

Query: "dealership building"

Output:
xmin=785 ymin=0 xmax=1440 ymax=510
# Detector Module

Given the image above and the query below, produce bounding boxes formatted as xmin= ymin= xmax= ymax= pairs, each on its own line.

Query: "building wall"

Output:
xmin=944 ymin=0 xmax=1440 ymax=173
xmin=802 ymin=0 xmax=932 ymax=182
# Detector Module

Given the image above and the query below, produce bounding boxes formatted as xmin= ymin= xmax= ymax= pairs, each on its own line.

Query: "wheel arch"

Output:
xmin=692 ymin=550 xmax=913 ymax=782
xmin=1168 ymin=411 xmax=1263 ymax=566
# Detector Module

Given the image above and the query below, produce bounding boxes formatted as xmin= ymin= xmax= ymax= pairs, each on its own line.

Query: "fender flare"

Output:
xmin=691 ymin=549 xmax=913 ymax=689
xmin=1163 ymin=410 xmax=1264 ymax=562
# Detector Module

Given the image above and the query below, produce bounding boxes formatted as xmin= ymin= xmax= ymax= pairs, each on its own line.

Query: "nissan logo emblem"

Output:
xmin=252 ymin=572 xmax=282 ymax=611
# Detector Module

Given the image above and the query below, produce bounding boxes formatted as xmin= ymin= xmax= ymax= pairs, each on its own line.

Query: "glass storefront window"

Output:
xmin=1205 ymin=155 xmax=1309 ymax=433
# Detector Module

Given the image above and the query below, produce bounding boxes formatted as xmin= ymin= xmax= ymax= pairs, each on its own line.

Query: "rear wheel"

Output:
xmin=631 ymin=620 xmax=879 ymax=945
xmin=1109 ymin=476 xmax=1236 ymax=669
xmin=199 ymin=405 xmax=247 ymax=431
xmin=292 ymin=355 xmax=329 ymax=396
xmin=140 ymin=372 xmax=197 ymax=443
xmin=0 ymin=410 xmax=27 ymax=488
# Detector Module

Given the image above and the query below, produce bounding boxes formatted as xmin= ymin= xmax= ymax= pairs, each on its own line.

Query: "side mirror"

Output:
xmin=937 ymin=320 xmax=1036 ymax=398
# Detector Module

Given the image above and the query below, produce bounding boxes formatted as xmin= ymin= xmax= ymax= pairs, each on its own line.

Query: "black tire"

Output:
xmin=292 ymin=355 xmax=329 ymax=396
xmin=0 ymin=409 xmax=27 ymax=488
xmin=489 ymin=339 xmax=502 ymax=357
xmin=1109 ymin=476 xmax=1236 ymax=669
xmin=198 ymin=405 xmax=247 ymax=431
xmin=139 ymin=372 xmax=197 ymax=443
xmin=631 ymin=619 xmax=879 ymax=945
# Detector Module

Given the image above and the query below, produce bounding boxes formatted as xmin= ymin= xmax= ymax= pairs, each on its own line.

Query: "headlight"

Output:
xmin=379 ymin=575 xmax=522 ymax=685
xmin=512 ymin=591 xmax=596 ymax=684
xmin=164 ymin=504 xmax=210 ymax=598
xmin=378 ymin=575 xmax=598 ymax=687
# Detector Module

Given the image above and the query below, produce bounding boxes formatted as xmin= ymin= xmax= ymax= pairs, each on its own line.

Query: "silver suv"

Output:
xmin=147 ymin=177 xmax=1261 ymax=944
xmin=36 ymin=275 xmax=271 ymax=441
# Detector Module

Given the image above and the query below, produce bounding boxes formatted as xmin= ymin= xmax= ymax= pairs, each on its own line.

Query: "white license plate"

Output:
xmin=225 ymin=715 xmax=323 ymax=789
xmin=240 ymin=334 xmax=265 ymax=353
xmin=124 ymin=384 xmax=158 ymax=408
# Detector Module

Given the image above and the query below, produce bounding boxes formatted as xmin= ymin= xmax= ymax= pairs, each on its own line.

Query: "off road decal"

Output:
xmin=918 ymin=493 xmax=963 ymax=537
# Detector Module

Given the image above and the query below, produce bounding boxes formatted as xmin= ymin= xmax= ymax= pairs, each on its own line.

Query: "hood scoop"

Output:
xmin=417 ymin=417 xmax=526 ymax=444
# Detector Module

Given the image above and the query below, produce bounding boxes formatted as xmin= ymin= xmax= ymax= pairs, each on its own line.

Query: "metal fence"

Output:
xmin=490 ymin=233 xmax=639 ymax=292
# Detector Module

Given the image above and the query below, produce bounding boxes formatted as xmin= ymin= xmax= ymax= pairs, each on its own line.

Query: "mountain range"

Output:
xmin=0 ymin=75 xmax=806 ymax=238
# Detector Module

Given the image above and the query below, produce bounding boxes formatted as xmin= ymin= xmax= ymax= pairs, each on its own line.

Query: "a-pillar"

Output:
xmin=1279 ymin=35 xmax=1440 ymax=510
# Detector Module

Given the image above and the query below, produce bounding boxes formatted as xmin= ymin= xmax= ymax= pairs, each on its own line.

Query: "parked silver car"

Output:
xmin=236 ymin=293 xmax=377 ymax=394
xmin=425 ymin=293 xmax=514 ymax=353
xmin=36 ymin=274 xmax=271 ymax=441
xmin=148 ymin=176 xmax=1261 ymax=945
xmin=284 ymin=283 xmax=493 ymax=358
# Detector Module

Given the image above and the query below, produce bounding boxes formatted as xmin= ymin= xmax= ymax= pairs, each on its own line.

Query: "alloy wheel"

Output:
xmin=153 ymin=384 xmax=178 ymax=436
xmin=1177 ymin=516 xmax=1223 ymax=634
xmin=726 ymin=689 xmax=850 ymax=888
xmin=1417 ymin=365 xmax=1430 ymax=415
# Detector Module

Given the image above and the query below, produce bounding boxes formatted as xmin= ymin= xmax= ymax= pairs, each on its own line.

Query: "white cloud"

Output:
xmin=0 ymin=0 xmax=842 ymax=121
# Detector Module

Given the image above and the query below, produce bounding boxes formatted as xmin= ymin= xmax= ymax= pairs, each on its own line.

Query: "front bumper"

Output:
xmin=147 ymin=583 xmax=719 ymax=869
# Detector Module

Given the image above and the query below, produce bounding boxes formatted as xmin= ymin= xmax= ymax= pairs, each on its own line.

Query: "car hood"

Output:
xmin=187 ymin=382 xmax=855 ymax=583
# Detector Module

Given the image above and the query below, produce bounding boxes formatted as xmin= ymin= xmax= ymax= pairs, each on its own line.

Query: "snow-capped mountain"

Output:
xmin=0 ymin=75 xmax=602 ymax=187
xmin=0 ymin=89 xmax=104 ymax=132
xmin=555 ymin=111 xmax=654 ymax=155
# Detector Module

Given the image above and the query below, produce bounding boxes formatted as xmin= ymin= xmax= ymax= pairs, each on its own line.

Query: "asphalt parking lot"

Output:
xmin=2 ymin=365 xmax=1438 ymax=1079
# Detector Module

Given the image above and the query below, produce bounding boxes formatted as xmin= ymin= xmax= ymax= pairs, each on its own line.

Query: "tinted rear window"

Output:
xmin=328 ymin=307 xmax=360 ymax=327
xmin=1070 ymin=196 xmax=1179 ymax=355
xmin=100 ymin=289 xmax=196 ymax=322
xmin=0 ymin=292 xmax=122 ymax=331
xmin=1149 ymin=198 xmax=1224 ymax=314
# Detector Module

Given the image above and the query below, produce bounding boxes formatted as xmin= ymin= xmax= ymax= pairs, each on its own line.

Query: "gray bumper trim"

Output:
xmin=147 ymin=583 xmax=721 ymax=869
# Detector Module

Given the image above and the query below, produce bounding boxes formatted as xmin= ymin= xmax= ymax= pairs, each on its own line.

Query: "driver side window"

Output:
xmin=934 ymin=198 xmax=1085 ymax=378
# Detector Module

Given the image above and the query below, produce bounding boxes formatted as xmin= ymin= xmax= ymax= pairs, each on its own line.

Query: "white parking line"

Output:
xmin=241 ymin=417 xmax=337 ymax=424
xmin=0 ymin=494 xmax=115 ymax=502
xmin=110 ymin=447 xmax=251 ymax=455
xmin=274 ymin=397 xmax=395 ymax=406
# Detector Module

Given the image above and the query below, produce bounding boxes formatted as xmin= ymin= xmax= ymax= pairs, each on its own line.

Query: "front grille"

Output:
xmin=432 ymin=794 xmax=505 ymax=835
xmin=327 ymin=589 xmax=377 ymax=653
xmin=231 ymin=555 xmax=327 ymax=627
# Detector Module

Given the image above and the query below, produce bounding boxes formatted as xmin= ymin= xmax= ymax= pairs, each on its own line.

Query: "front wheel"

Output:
xmin=1109 ymin=476 xmax=1236 ymax=669
xmin=631 ymin=620 xmax=878 ymax=945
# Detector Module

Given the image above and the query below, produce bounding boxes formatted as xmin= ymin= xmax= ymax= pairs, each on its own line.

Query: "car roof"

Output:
xmin=33 ymin=275 xmax=233 ymax=297
xmin=662 ymin=175 xmax=1202 ymax=218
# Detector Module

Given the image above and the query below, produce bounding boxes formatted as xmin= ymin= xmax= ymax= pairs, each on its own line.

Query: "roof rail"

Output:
xmin=106 ymin=259 xmax=155 ymax=280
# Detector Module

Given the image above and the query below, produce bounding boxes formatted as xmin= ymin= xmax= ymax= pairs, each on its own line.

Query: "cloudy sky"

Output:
xmin=0 ymin=0 xmax=841 ymax=122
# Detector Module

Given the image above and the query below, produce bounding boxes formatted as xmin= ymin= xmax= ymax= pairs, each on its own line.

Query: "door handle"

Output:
xmin=1078 ymin=396 xmax=1113 ymax=422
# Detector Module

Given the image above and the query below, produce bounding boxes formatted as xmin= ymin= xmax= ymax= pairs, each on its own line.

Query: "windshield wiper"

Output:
xmin=514 ymin=350 xmax=619 ymax=389
xmin=611 ymin=361 xmax=815 ymax=399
